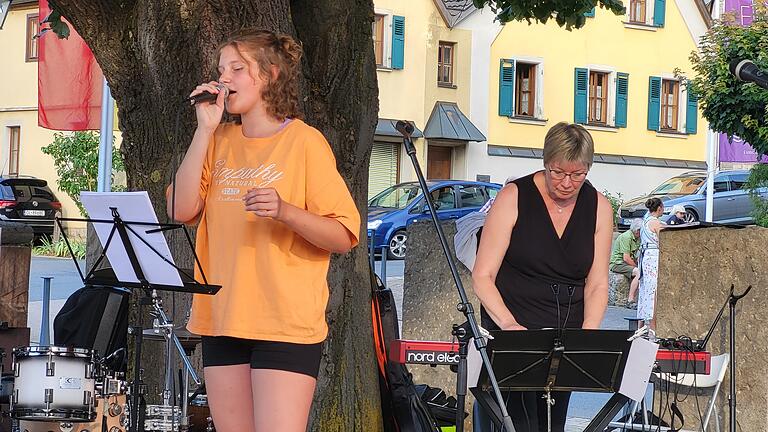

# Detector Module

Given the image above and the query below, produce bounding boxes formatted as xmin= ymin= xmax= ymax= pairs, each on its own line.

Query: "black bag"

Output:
xmin=53 ymin=285 xmax=130 ymax=371
xmin=371 ymin=270 xmax=441 ymax=432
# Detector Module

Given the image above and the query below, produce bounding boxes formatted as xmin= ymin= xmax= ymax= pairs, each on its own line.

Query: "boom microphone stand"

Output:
xmin=394 ymin=121 xmax=515 ymax=432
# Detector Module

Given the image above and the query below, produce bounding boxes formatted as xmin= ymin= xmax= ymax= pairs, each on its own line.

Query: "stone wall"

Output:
xmin=657 ymin=226 xmax=768 ymax=431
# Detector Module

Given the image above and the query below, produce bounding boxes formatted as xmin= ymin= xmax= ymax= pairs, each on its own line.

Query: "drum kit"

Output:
xmin=0 ymin=292 xmax=214 ymax=432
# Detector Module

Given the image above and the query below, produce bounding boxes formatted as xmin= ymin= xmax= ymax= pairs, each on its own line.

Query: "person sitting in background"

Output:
xmin=609 ymin=218 xmax=642 ymax=305
xmin=666 ymin=204 xmax=687 ymax=225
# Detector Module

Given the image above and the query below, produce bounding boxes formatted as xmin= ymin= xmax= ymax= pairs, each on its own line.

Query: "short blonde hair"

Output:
xmin=542 ymin=122 xmax=595 ymax=168
xmin=670 ymin=204 xmax=686 ymax=214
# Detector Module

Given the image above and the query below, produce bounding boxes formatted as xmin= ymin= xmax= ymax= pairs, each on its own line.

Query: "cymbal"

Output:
xmin=142 ymin=327 xmax=201 ymax=344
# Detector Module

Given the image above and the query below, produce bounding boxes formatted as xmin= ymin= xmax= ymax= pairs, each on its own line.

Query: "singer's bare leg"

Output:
xmin=205 ymin=365 xmax=256 ymax=432
xmin=251 ymin=369 xmax=316 ymax=432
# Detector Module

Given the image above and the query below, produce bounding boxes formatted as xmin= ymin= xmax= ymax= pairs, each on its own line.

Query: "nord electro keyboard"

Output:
xmin=390 ymin=339 xmax=711 ymax=375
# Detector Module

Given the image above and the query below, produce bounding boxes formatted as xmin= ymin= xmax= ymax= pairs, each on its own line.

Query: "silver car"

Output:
xmin=617 ymin=170 xmax=766 ymax=230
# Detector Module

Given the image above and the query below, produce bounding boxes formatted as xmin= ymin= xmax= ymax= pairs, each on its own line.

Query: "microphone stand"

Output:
xmin=394 ymin=121 xmax=516 ymax=432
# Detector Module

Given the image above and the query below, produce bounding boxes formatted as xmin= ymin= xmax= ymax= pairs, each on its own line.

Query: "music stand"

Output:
xmin=57 ymin=191 xmax=220 ymax=432
xmin=472 ymin=329 xmax=634 ymax=432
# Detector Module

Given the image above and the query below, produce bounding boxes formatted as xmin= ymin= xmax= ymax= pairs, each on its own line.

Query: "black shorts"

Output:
xmin=201 ymin=336 xmax=323 ymax=379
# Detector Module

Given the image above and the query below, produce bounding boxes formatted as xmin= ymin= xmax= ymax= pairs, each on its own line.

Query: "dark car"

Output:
xmin=617 ymin=170 xmax=765 ymax=230
xmin=367 ymin=180 xmax=502 ymax=259
xmin=0 ymin=176 xmax=62 ymax=236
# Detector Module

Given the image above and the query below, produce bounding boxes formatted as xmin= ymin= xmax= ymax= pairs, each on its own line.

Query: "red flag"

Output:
xmin=38 ymin=1 xmax=103 ymax=130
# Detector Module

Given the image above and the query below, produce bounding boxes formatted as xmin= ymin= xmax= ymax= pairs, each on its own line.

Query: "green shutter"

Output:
xmin=498 ymin=60 xmax=515 ymax=117
xmin=653 ymin=0 xmax=666 ymax=26
xmin=685 ymin=89 xmax=698 ymax=134
xmin=584 ymin=7 xmax=596 ymax=17
xmin=574 ymin=68 xmax=588 ymax=124
xmin=647 ymin=76 xmax=661 ymax=131
xmin=615 ymin=73 xmax=629 ymax=128
xmin=391 ymin=15 xmax=405 ymax=69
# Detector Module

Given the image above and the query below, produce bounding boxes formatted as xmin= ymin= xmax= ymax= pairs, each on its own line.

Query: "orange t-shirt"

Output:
xmin=185 ymin=119 xmax=360 ymax=344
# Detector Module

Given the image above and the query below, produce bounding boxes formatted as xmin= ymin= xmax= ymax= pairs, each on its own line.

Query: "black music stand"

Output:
xmin=472 ymin=329 xmax=634 ymax=432
xmin=57 ymin=203 xmax=220 ymax=432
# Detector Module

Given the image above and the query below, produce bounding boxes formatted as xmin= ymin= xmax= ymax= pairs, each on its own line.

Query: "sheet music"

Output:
xmin=619 ymin=338 xmax=659 ymax=402
xmin=81 ymin=191 xmax=184 ymax=287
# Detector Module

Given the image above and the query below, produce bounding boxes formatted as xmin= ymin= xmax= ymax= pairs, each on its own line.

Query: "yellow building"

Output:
xmin=0 ymin=0 xmax=117 ymax=237
xmin=369 ymin=0 xmax=485 ymax=197
xmin=463 ymin=0 xmax=713 ymax=198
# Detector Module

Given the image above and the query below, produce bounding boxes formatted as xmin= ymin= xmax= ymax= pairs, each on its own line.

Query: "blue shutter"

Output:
xmin=498 ymin=60 xmax=515 ymax=117
xmin=574 ymin=68 xmax=588 ymax=124
xmin=584 ymin=7 xmax=596 ymax=17
xmin=391 ymin=15 xmax=405 ymax=69
xmin=647 ymin=76 xmax=661 ymax=131
xmin=685 ymin=89 xmax=698 ymax=134
xmin=615 ymin=72 xmax=629 ymax=128
xmin=653 ymin=0 xmax=666 ymax=26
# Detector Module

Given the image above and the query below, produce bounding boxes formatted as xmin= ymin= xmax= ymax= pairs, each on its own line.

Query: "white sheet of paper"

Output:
xmin=467 ymin=338 xmax=482 ymax=389
xmin=81 ymin=191 xmax=183 ymax=287
xmin=619 ymin=338 xmax=659 ymax=402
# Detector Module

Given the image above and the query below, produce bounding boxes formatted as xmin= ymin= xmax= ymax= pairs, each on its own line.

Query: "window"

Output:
xmin=629 ymin=0 xmax=646 ymax=23
xmin=515 ymin=63 xmax=536 ymax=117
xmin=371 ymin=12 xmax=405 ymax=70
xmin=429 ymin=187 xmax=456 ymax=210
xmin=26 ymin=14 xmax=39 ymax=62
xmin=373 ymin=14 xmax=385 ymax=67
xmin=730 ymin=173 xmax=749 ymax=190
xmin=458 ymin=185 xmax=486 ymax=207
xmin=499 ymin=58 xmax=544 ymax=120
xmin=8 ymin=126 xmax=20 ymax=176
xmin=574 ymin=67 xmax=629 ymax=128
xmin=588 ymin=71 xmax=609 ymax=125
xmin=437 ymin=42 xmax=455 ymax=86
xmin=660 ymin=79 xmax=679 ymax=131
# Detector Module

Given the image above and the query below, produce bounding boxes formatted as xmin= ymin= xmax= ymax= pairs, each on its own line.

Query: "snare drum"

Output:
xmin=11 ymin=346 xmax=96 ymax=422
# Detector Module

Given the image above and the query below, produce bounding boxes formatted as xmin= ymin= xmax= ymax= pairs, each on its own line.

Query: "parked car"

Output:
xmin=0 ymin=176 xmax=62 ymax=236
xmin=367 ymin=180 xmax=502 ymax=259
xmin=616 ymin=170 xmax=766 ymax=231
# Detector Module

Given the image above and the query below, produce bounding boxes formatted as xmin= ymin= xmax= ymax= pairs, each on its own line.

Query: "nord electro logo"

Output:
xmin=405 ymin=350 xmax=459 ymax=365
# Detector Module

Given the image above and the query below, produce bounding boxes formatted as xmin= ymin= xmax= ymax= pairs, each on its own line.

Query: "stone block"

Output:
xmin=657 ymin=226 xmax=768 ymax=431
xmin=609 ymin=271 xmax=630 ymax=308
xmin=402 ymin=219 xmax=480 ymax=428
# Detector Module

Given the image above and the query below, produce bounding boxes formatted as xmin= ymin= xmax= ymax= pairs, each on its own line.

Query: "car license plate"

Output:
xmin=23 ymin=210 xmax=45 ymax=217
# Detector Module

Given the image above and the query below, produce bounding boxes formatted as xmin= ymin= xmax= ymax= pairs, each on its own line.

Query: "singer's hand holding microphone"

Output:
xmin=188 ymin=81 xmax=229 ymax=132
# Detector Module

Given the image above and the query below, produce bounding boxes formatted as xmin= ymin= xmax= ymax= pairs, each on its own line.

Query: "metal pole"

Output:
xmin=381 ymin=245 xmax=388 ymax=283
xmin=97 ymin=77 xmax=115 ymax=193
xmin=40 ymin=276 xmax=52 ymax=346
xmin=368 ymin=230 xmax=375 ymax=272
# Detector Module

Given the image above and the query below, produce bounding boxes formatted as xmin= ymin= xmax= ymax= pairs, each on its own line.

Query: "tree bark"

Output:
xmin=51 ymin=0 xmax=381 ymax=430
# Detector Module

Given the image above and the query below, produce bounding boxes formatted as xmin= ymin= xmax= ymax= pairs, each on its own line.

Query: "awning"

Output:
xmin=424 ymin=102 xmax=486 ymax=142
xmin=375 ymin=118 xmax=423 ymax=138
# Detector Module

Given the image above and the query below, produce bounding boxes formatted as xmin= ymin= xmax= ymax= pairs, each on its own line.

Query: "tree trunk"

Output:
xmin=51 ymin=0 xmax=381 ymax=430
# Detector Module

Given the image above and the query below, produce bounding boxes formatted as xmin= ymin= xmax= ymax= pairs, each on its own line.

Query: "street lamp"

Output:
xmin=0 ymin=0 xmax=13 ymax=30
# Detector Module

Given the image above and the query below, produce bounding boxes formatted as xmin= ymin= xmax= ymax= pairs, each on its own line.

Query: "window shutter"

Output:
xmin=574 ymin=68 xmax=588 ymax=124
xmin=653 ymin=0 xmax=666 ymax=27
xmin=685 ymin=89 xmax=698 ymax=134
xmin=615 ymin=72 xmax=629 ymax=128
xmin=391 ymin=15 xmax=405 ymax=69
xmin=647 ymin=76 xmax=661 ymax=131
xmin=498 ymin=60 xmax=515 ymax=117
xmin=584 ymin=7 xmax=596 ymax=17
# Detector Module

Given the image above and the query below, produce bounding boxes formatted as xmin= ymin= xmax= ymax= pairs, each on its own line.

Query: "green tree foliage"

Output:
xmin=41 ymin=131 xmax=125 ymax=216
xmin=473 ymin=0 xmax=626 ymax=30
xmin=688 ymin=4 xmax=768 ymax=153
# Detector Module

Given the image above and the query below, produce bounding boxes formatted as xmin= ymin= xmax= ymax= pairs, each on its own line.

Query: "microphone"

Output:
xmin=187 ymin=84 xmax=229 ymax=105
xmin=395 ymin=120 xmax=414 ymax=137
xmin=729 ymin=59 xmax=768 ymax=90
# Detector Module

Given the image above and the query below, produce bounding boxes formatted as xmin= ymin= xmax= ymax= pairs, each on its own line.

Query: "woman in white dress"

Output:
xmin=637 ymin=197 xmax=665 ymax=329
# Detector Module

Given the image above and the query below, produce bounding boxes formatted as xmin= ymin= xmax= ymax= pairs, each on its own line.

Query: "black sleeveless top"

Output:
xmin=481 ymin=172 xmax=597 ymax=330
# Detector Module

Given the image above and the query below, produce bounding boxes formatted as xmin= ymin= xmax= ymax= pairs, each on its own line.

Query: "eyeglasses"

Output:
xmin=547 ymin=168 xmax=588 ymax=182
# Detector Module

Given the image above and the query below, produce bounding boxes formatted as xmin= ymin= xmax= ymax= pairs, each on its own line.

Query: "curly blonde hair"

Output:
xmin=218 ymin=29 xmax=303 ymax=120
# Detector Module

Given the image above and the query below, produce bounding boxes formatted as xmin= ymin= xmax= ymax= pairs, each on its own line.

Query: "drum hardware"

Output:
xmin=144 ymin=404 xmax=182 ymax=432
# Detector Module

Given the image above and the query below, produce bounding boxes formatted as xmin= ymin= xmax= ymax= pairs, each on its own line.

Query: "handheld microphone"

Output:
xmin=729 ymin=59 xmax=768 ymax=90
xmin=187 ymin=84 xmax=229 ymax=105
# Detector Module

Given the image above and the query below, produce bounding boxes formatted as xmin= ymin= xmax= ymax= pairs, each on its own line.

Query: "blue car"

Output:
xmin=367 ymin=180 xmax=502 ymax=259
